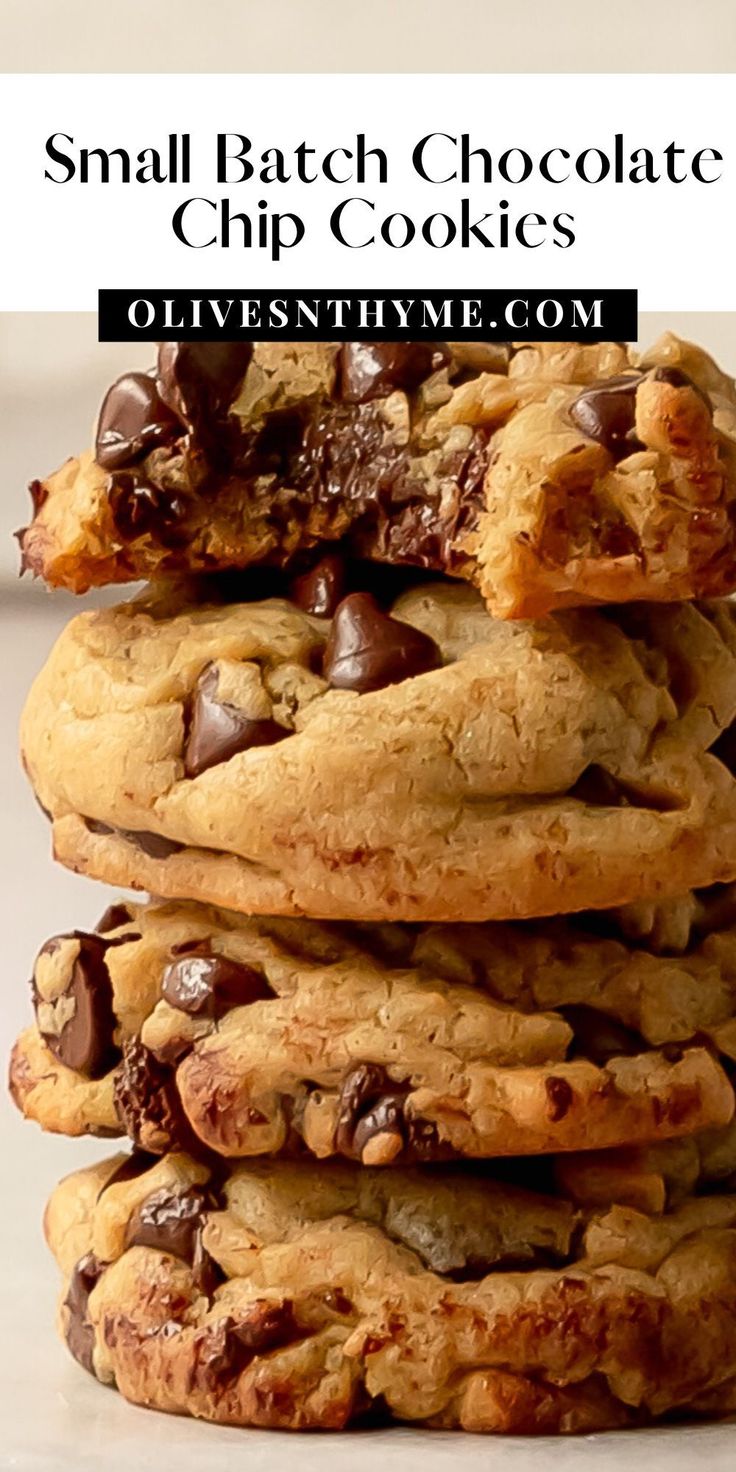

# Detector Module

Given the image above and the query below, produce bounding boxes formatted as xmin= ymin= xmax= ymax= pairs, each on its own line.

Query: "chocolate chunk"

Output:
xmin=162 ymin=947 xmax=273 ymax=1018
xmin=125 ymin=1185 xmax=214 ymax=1263
xmin=65 ymin=1253 xmax=104 ymax=1375
xmin=289 ymin=553 xmax=347 ymax=617
xmin=184 ymin=663 xmax=288 ymax=778
xmin=545 ymin=1076 xmax=574 ymax=1123
xmin=113 ymin=1038 xmax=187 ymax=1152
xmin=569 ymin=373 xmax=645 ymax=461
xmin=33 ymin=931 xmax=118 ymax=1079
xmin=97 ymin=1149 xmax=158 ymax=1197
xmin=107 ymin=472 xmax=188 ymax=546
xmin=561 ymin=1004 xmax=647 ymax=1064
xmin=95 ymin=372 xmax=181 ymax=471
xmin=323 ymin=592 xmax=441 ymax=693
xmin=95 ymin=902 xmax=135 ymax=935
xmin=294 ymin=401 xmax=394 ymax=508
xmin=156 ymin=342 xmax=253 ymax=454
xmin=340 ymin=343 xmax=449 ymax=403
xmin=197 ymin=1300 xmax=304 ymax=1388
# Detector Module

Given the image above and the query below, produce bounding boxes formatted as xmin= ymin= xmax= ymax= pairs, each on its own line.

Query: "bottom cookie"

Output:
xmin=45 ymin=1149 xmax=736 ymax=1433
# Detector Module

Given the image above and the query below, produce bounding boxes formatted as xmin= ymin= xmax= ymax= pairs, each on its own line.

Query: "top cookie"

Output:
xmin=18 ymin=335 xmax=736 ymax=616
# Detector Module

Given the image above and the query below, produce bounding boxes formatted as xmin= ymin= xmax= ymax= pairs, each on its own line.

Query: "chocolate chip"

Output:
xmin=570 ymin=766 xmax=630 ymax=806
xmin=340 ymin=343 xmax=449 ymax=403
xmin=107 ymin=472 xmax=188 ymax=546
xmin=197 ymin=1300 xmax=304 ymax=1388
xmin=560 ymin=1005 xmax=647 ymax=1065
xmin=404 ymin=1115 xmax=442 ymax=1160
xmin=184 ymin=663 xmax=288 ymax=778
xmin=335 ymin=1062 xmax=392 ymax=1156
xmin=192 ymin=1234 xmax=225 ymax=1299
xmin=289 ymin=553 xmax=347 ymax=618
xmin=65 ymin=1253 xmax=104 ymax=1375
xmin=28 ymin=478 xmax=48 ymax=516
xmin=113 ymin=1038 xmax=187 ymax=1152
xmin=323 ymin=592 xmax=441 ymax=693
xmin=95 ymin=903 xmax=135 ymax=935
xmin=85 ymin=821 xmax=182 ymax=859
xmin=125 ymin=1185 xmax=214 ymax=1264
xmin=95 ymin=372 xmax=181 ymax=472
xmin=650 ymin=365 xmax=711 ymax=407
xmin=33 ymin=931 xmax=118 ymax=1079
xmin=333 ymin=1062 xmax=440 ymax=1162
xmin=545 ymin=1076 xmax=574 ymax=1123
xmin=569 ymin=764 xmax=682 ymax=813
xmin=569 ymin=373 xmax=645 ymax=461
xmin=162 ymin=947 xmax=273 ymax=1018
xmin=323 ymin=1289 xmax=353 ymax=1316
xmin=156 ymin=342 xmax=253 ymax=452
xmin=352 ymin=1093 xmax=407 ymax=1158
xmin=123 ymin=829 xmax=186 ymax=859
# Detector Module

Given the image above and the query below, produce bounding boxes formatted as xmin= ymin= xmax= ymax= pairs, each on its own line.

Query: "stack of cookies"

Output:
xmin=11 ymin=336 xmax=736 ymax=1435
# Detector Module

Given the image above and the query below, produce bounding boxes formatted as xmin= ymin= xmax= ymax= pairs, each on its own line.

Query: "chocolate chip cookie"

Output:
xmin=43 ymin=1148 xmax=736 ymax=1432
xmin=21 ymin=579 xmax=736 ymax=920
xmin=11 ymin=894 xmax=736 ymax=1160
xmin=18 ymin=335 xmax=736 ymax=616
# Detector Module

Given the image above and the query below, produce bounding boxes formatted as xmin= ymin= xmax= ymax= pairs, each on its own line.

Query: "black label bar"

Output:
xmin=98 ymin=288 xmax=637 ymax=342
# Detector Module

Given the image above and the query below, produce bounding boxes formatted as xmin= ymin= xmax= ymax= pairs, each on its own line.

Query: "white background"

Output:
xmin=2 ymin=73 xmax=734 ymax=309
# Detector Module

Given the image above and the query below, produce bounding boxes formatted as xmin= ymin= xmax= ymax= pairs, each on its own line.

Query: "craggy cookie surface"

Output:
xmin=21 ymin=579 xmax=736 ymax=920
xmin=18 ymin=335 xmax=736 ymax=616
xmin=11 ymin=894 xmax=736 ymax=1161
xmin=44 ymin=1149 xmax=736 ymax=1432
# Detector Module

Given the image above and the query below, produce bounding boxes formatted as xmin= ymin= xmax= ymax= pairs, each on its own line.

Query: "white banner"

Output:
xmin=1 ymin=73 xmax=733 ymax=310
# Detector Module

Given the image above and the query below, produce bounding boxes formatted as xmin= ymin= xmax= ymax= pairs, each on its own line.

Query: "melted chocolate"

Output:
xmin=340 ymin=342 xmax=449 ymax=403
xmin=96 ymin=372 xmax=180 ymax=471
xmin=569 ymin=374 xmax=644 ymax=460
xmin=113 ymin=1038 xmax=188 ymax=1151
xmin=33 ymin=931 xmax=118 ymax=1079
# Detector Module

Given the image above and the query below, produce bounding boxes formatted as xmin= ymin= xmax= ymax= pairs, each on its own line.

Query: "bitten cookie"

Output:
xmin=18 ymin=334 xmax=736 ymax=616
xmin=10 ymin=894 xmax=735 ymax=1160
xmin=44 ymin=1149 xmax=736 ymax=1432
xmin=21 ymin=578 xmax=736 ymax=920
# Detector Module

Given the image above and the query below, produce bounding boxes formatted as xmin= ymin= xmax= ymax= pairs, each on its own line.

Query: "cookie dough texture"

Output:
xmin=21 ymin=580 xmax=736 ymax=921
xmin=44 ymin=1150 xmax=736 ymax=1432
xmin=10 ymin=895 xmax=736 ymax=1160
xmin=19 ymin=335 xmax=736 ymax=617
